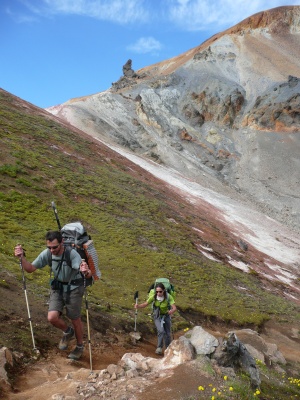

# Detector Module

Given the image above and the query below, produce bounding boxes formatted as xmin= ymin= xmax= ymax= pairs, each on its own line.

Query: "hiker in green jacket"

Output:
xmin=14 ymin=230 xmax=92 ymax=360
xmin=135 ymin=282 xmax=176 ymax=355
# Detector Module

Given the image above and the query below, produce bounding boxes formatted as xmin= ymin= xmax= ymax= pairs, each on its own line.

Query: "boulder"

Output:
xmin=161 ymin=336 xmax=196 ymax=369
xmin=185 ymin=326 xmax=219 ymax=355
xmin=213 ymin=331 xmax=261 ymax=388
xmin=0 ymin=347 xmax=13 ymax=395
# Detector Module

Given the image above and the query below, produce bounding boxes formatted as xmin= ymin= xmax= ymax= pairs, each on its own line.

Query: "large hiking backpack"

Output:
xmin=60 ymin=222 xmax=101 ymax=282
xmin=148 ymin=277 xmax=176 ymax=300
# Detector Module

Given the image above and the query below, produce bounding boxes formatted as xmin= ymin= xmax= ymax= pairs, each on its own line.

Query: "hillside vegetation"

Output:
xmin=0 ymin=89 xmax=299 ymax=355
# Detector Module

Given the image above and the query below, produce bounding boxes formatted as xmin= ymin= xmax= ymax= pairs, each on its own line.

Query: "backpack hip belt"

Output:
xmin=55 ymin=278 xmax=85 ymax=286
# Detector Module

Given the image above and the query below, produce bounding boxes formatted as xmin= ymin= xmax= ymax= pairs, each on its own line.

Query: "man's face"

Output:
xmin=46 ymin=239 xmax=63 ymax=256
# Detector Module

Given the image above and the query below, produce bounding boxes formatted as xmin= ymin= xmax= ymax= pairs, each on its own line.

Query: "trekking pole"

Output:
xmin=83 ymin=261 xmax=93 ymax=372
xmin=171 ymin=316 xmax=174 ymax=341
xmin=51 ymin=201 xmax=62 ymax=231
xmin=134 ymin=291 xmax=139 ymax=332
xmin=19 ymin=253 xmax=37 ymax=352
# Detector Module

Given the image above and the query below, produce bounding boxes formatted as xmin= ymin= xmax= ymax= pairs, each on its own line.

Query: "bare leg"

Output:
xmin=48 ymin=310 xmax=68 ymax=331
xmin=71 ymin=317 xmax=83 ymax=345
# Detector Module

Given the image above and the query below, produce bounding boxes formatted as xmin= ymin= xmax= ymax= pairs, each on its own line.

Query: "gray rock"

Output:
xmin=185 ymin=326 xmax=219 ymax=355
xmin=0 ymin=347 xmax=13 ymax=394
xmin=215 ymin=332 xmax=261 ymax=388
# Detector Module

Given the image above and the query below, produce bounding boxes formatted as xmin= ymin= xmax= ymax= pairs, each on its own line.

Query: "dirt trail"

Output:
xmin=7 ymin=334 xmax=160 ymax=399
xmin=7 ymin=321 xmax=300 ymax=400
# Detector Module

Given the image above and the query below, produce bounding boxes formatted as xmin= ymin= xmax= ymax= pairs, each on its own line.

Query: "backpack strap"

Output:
xmin=47 ymin=247 xmax=72 ymax=280
xmin=166 ymin=292 xmax=171 ymax=310
xmin=47 ymin=249 xmax=53 ymax=282
xmin=63 ymin=246 xmax=72 ymax=268
xmin=55 ymin=249 xmax=66 ymax=279
xmin=47 ymin=249 xmax=52 ymax=269
xmin=152 ymin=291 xmax=171 ymax=313
xmin=64 ymin=246 xmax=93 ymax=286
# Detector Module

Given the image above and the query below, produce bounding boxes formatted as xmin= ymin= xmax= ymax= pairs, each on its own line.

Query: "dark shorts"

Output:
xmin=48 ymin=286 xmax=84 ymax=320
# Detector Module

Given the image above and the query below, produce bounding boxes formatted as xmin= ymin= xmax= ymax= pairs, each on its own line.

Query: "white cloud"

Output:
xmin=127 ymin=36 xmax=162 ymax=54
xmin=13 ymin=0 xmax=300 ymax=30
xmin=166 ymin=0 xmax=300 ymax=31
xmin=41 ymin=0 xmax=150 ymax=24
xmin=5 ymin=3 xmax=38 ymax=23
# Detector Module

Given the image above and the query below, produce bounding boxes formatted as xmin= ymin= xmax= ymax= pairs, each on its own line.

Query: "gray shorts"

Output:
xmin=48 ymin=286 xmax=84 ymax=320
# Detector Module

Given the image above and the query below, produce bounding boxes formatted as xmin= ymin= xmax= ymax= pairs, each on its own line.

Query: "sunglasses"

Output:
xmin=47 ymin=244 xmax=60 ymax=250
xmin=156 ymin=290 xmax=163 ymax=293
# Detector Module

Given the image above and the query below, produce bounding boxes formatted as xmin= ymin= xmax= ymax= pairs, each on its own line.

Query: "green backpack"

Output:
xmin=148 ymin=277 xmax=176 ymax=299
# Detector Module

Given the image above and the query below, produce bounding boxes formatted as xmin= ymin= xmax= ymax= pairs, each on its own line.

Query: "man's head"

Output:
xmin=46 ymin=231 xmax=62 ymax=243
xmin=45 ymin=231 xmax=63 ymax=255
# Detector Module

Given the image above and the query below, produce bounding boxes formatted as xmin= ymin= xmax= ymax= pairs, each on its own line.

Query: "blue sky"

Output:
xmin=1 ymin=0 xmax=299 ymax=108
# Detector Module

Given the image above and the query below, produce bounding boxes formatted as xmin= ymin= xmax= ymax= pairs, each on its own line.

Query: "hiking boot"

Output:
xmin=58 ymin=327 xmax=75 ymax=350
xmin=68 ymin=345 xmax=84 ymax=360
xmin=155 ymin=347 xmax=162 ymax=355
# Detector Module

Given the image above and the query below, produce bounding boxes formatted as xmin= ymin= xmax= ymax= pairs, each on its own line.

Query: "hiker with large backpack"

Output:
xmin=134 ymin=279 xmax=177 ymax=355
xmin=14 ymin=230 xmax=91 ymax=360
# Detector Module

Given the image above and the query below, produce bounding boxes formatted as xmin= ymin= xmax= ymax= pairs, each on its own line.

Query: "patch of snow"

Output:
xmin=199 ymin=244 xmax=214 ymax=252
xmin=275 ymin=275 xmax=293 ymax=285
xmin=227 ymin=257 xmax=250 ymax=272
xmin=192 ymin=227 xmax=204 ymax=234
xmin=285 ymin=292 xmax=299 ymax=300
xmin=261 ymin=273 xmax=276 ymax=281
xmin=200 ymin=250 xmax=220 ymax=262
xmin=262 ymin=273 xmax=299 ymax=291
xmin=265 ymin=263 xmax=298 ymax=280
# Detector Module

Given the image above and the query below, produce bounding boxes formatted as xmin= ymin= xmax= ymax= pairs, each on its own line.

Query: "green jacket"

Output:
xmin=147 ymin=292 xmax=175 ymax=315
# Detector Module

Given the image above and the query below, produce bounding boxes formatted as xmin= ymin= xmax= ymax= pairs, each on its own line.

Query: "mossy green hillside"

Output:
xmin=0 ymin=89 xmax=299 ymax=333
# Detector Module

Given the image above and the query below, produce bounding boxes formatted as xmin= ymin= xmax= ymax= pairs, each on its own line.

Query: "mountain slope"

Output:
xmin=47 ymin=6 xmax=300 ymax=235
xmin=0 ymin=91 xmax=300 ymax=400
xmin=0 ymin=85 xmax=299 ymax=331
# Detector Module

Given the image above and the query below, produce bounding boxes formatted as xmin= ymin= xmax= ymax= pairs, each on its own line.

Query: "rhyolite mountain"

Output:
xmin=47 ymin=6 xmax=300 ymax=235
